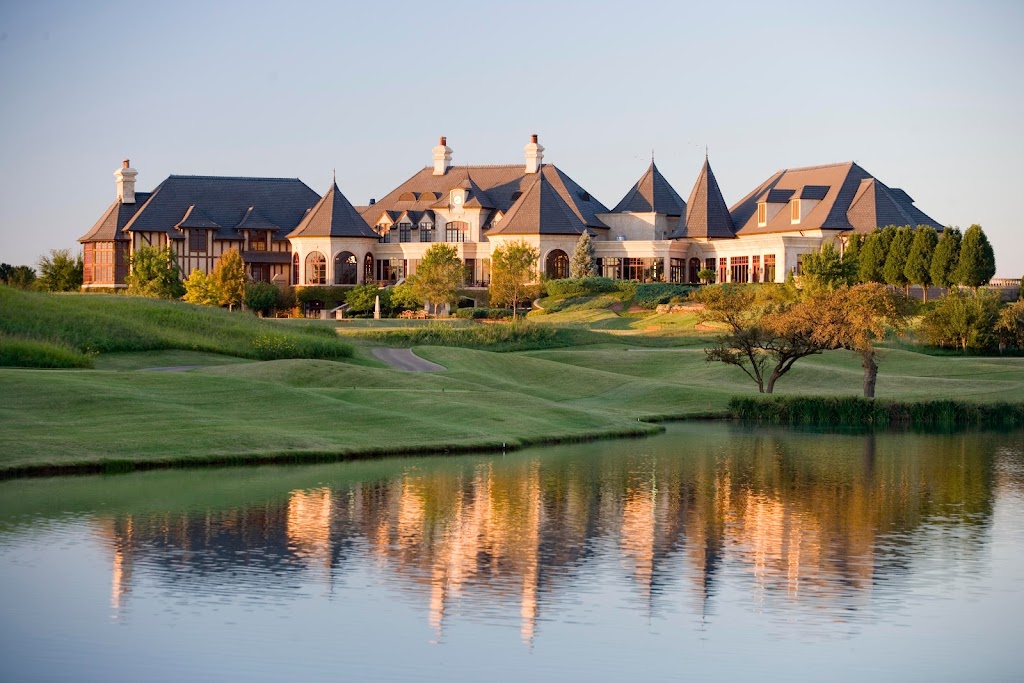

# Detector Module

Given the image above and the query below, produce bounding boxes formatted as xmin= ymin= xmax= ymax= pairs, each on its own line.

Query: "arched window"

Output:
xmin=292 ymin=253 xmax=300 ymax=285
xmin=334 ymin=251 xmax=357 ymax=285
xmin=546 ymin=249 xmax=569 ymax=279
xmin=363 ymin=253 xmax=374 ymax=283
xmin=688 ymin=257 xmax=701 ymax=284
xmin=445 ymin=221 xmax=468 ymax=243
xmin=305 ymin=251 xmax=326 ymax=285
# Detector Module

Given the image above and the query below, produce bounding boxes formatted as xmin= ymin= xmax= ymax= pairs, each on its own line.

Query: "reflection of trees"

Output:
xmin=95 ymin=429 xmax=1008 ymax=637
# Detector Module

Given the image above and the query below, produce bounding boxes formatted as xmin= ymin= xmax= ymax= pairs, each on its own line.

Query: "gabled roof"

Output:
xmin=730 ymin=161 xmax=943 ymax=235
xmin=175 ymin=205 xmax=221 ymax=229
xmin=78 ymin=193 xmax=152 ymax=242
xmin=358 ymin=164 xmax=609 ymax=230
xmin=671 ymin=157 xmax=735 ymax=239
xmin=611 ymin=161 xmax=686 ymax=215
xmin=287 ymin=180 xmax=377 ymax=239
xmin=487 ymin=172 xmax=596 ymax=236
xmin=117 ymin=175 xmax=320 ymax=241
xmin=234 ymin=206 xmax=280 ymax=231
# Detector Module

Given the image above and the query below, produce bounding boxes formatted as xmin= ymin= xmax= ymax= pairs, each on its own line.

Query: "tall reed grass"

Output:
xmin=729 ymin=395 xmax=1024 ymax=428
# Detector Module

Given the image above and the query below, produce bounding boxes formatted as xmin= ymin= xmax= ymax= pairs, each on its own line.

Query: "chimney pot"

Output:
xmin=531 ymin=134 xmax=538 ymax=144
xmin=369 ymin=198 xmax=376 ymax=205
xmin=440 ymin=136 xmax=446 ymax=146
xmin=122 ymin=159 xmax=130 ymax=168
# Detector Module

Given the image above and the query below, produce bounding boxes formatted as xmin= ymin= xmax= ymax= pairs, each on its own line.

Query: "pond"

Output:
xmin=1 ymin=423 xmax=1022 ymax=682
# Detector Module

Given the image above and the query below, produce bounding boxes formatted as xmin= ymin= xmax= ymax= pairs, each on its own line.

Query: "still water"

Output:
xmin=1 ymin=423 xmax=1023 ymax=682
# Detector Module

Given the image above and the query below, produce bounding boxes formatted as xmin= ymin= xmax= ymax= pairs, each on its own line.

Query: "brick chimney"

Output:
xmin=433 ymin=136 xmax=452 ymax=176
xmin=114 ymin=159 xmax=138 ymax=204
xmin=524 ymin=134 xmax=544 ymax=174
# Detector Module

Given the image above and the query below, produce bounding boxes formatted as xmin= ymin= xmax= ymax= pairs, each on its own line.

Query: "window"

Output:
xmin=445 ymin=221 xmax=468 ymax=243
xmin=334 ymin=251 xmax=357 ymax=285
xmin=85 ymin=242 xmax=118 ymax=284
xmin=718 ymin=257 xmax=728 ymax=284
xmin=730 ymin=256 xmax=749 ymax=283
xmin=752 ymin=255 xmax=760 ymax=283
xmin=377 ymin=225 xmax=392 ymax=243
xmin=790 ymin=199 xmax=801 ymax=224
xmin=189 ymin=229 xmax=207 ymax=253
xmin=601 ymin=257 xmax=621 ymax=279
xmin=249 ymin=231 xmax=267 ymax=251
xmin=463 ymin=258 xmax=476 ymax=285
xmin=305 ymin=251 xmax=326 ymax=285
xmin=376 ymin=258 xmax=405 ymax=282
xmin=764 ymin=254 xmax=776 ymax=283
xmin=546 ymin=250 xmax=569 ymax=279
xmin=757 ymin=202 xmax=767 ymax=226
xmin=363 ymin=253 xmax=374 ymax=282
xmin=292 ymin=253 xmax=300 ymax=285
xmin=398 ymin=223 xmax=412 ymax=243
xmin=419 ymin=222 xmax=433 ymax=242
xmin=795 ymin=254 xmax=804 ymax=276
xmin=670 ymin=258 xmax=685 ymax=283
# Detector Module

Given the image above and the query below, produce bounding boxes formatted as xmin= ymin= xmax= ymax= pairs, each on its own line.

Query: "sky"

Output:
xmin=0 ymin=0 xmax=1021 ymax=277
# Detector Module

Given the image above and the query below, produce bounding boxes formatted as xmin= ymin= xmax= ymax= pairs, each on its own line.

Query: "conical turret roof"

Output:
xmin=671 ymin=157 xmax=735 ymax=239
xmin=287 ymin=179 xmax=377 ymax=238
xmin=612 ymin=161 xmax=686 ymax=215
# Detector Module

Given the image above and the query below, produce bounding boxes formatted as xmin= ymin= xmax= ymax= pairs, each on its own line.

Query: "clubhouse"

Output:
xmin=79 ymin=136 xmax=943 ymax=291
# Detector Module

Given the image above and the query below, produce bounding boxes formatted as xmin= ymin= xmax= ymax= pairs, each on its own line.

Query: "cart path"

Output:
xmin=371 ymin=348 xmax=447 ymax=372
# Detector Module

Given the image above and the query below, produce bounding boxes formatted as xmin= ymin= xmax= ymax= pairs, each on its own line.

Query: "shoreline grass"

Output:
xmin=729 ymin=396 xmax=1024 ymax=427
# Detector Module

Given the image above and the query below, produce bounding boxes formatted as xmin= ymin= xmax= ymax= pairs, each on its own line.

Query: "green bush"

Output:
xmin=297 ymin=286 xmax=354 ymax=308
xmin=354 ymin=320 xmax=599 ymax=352
xmin=633 ymin=283 xmax=694 ymax=308
xmin=453 ymin=307 xmax=514 ymax=320
xmin=544 ymin=277 xmax=622 ymax=298
xmin=0 ymin=335 xmax=93 ymax=368
xmin=244 ymin=281 xmax=279 ymax=316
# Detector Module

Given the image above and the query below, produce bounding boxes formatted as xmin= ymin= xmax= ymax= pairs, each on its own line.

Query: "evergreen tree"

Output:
xmin=843 ymin=233 xmax=864 ymax=282
xmin=125 ymin=246 xmax=184 ymax=298
xmin=904 ymin=225 xmax=938 ymax=301
xmin=802 ymin=243 xmax=854 ymax=290
xmin=954 ymin=224 xmax=996 ymax=289
xmin=212 ymin=248 xmax=246 ymax=309
xmin=883 ymin=226 xmax=913 ymax=290
xmin=569 ymin=231 xmax=596 ymax=278
xmin=930 ymin=227 xmax=961 ymax=289
xmin=858 ymin=232 xmax=886 ymax=283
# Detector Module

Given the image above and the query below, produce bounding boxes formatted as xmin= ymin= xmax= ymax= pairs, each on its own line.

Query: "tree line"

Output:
xmin=803 ymin=223 xmax=996 ymax=298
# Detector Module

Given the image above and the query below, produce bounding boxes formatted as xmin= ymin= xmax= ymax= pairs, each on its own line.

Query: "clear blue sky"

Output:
xmin=1 ymin=0 xmax=1021 ymax=276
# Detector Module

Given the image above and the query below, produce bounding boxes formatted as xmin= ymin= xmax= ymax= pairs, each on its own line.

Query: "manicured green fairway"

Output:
xmin=3 ymin=288 xmax=1024 ymax=476
xmin=2 ymin=340 xmax=1023 ymax=475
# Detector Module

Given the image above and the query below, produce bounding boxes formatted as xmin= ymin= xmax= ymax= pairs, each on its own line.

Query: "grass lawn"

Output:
xmin=2 ymin=288 xmax=1023 ymax=476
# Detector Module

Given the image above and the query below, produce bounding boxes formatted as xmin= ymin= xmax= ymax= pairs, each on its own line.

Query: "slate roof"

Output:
xmin=730 ymin=161 xmax=943 ymax=235
xmin=359 ymin=164 xmax=609 ymax=233
xmin=487 ymin=172 xmax=597 ymax=236
xmin=79 ymin=193 xmax=152 ymax=242
xmin=175 ymin=205 xmax=221 ymax=230
xmin=671 ymin=158 xmax=735 ymax=239
xmin=611 ymin=161 xmax=686 ymax=215
xmin=234 ymin=206 xmax=280 ymax=231
xmin=287 ymin=180 xmax=377 ymax=239
xmin=107 ymin=175 xmax=321 ymax=242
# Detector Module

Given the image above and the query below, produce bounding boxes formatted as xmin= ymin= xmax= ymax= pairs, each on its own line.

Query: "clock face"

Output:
xmin=452 ymin=194 xmax=462 ymax=205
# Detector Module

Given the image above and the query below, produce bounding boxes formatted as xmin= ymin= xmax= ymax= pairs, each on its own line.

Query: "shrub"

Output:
xmin=544 ymin=277 xmax=622 ymax=298
xmin=354 ymin=320 xmax=599 ymax=352
xmin=244 ymin=281 xmax=279 ymax=317
xmin=453 ymin=307 xmax=514 ymax=320
xmin=729 ymin=396 xmax=1024 ymax=428
xmin=297 ymin=286 xmax=352 ymax=308
xmin=919 ymin=287 xmax=1001 ymax=351
xmin=633 ymin=283 xmax=694 ymax=308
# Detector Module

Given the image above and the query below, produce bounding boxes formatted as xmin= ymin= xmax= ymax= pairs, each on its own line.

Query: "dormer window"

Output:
xmin=420 ymin=222 xmax=433 ymax=243
xmin=249 ymin=231 xmax=267 ymax=251
xmin=757 ymin=202 xmax=767 ymax=227
xmin=398 ymin=222 xmax=412 ymax=243
xmin=790 ymin=199 xmax=801 ymax=224
xmin=377 ymin=224 xmax=392 ymax=244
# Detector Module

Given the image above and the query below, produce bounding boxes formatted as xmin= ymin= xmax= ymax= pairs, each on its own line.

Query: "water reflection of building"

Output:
xmin=93 ymin=431 xmax=1001 ymax=634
